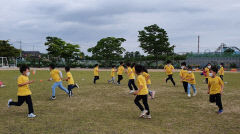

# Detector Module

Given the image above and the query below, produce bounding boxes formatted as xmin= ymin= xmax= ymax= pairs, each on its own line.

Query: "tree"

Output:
xmin=44 ymin=37 xmax=81 ymax=64
xmin=88 ymin=37 xmax=126 ymax=66
xmin=138 ymin=24 xmax=175 ymax=68
xmin=0 ymin=40 xmax=20 ymax=58
xmin=224 ymin=48 xmax=234 ymax=55
xmin=124 ymin=51 xmax=144 ymax=62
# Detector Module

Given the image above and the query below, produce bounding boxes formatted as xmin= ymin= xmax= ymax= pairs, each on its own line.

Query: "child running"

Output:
xmin=134 ymin=65 xmax=151 ymax=119
xmin=0 ymin=80 xmax=6 ymax=88
xmin=204 ymin=63 xmax=211 ymax=84
xmin=64 ymin=66 xmax=79 ymax=97
xmin=93 ymin=64 xmax=100 ymax=84
xmin=185 ymin=66 xmax=197 ymax=97
xmin=180 ymin=62 xmax=188 ymax=93
xmin=208 ymin=66 xmax=224 ymax=114
xmin=8 ymin=65 xmax=36 ymax=118
xmin=219 ymin=63 xmax=224 ymax=80
xmin=126 ymin=63 xmax=138 ymax=93
xmin=117 ymin=62 xmax=125 ymax=85
xmin=142 ymin=67 xmax=155 ymax=99
xmin=108 ymin=65 xmax=116 ymax=84
xmin=48 ymin=64 xmax=69 ymax=100
xmin=164 ymin=60 xmax=176 ymax=86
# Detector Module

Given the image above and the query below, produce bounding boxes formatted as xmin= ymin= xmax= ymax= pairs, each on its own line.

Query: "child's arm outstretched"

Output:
xmin=18 ymin=80 xmax=34 ymax=87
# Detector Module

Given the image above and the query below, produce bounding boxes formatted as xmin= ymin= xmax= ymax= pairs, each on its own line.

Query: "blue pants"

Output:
xmin=52 ymin=81 xmax=69 ymax=96
xmin=187 ymin=83 xmax=196 ymax=94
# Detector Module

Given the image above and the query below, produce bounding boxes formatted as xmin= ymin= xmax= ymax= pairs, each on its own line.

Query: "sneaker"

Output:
xmin=193 ymin=92 xmax=197 ymax=96
xmin=28 ymin=113 xmax=36 ymax=118
xmin=218 ymin=110 xmax=223 ymax=114
xmin=69 ymin=91 xmax=72 ymax=97
xmin=139 ymin=110 xmax=148 ymax=118
xmin=1 ymin=85 xmax=6 ymax=88
xmin=151 ymin=91 xmax=155 ymax=99
xmin=75 ymin=84 xmax=79 ymax=88
xmin=144 ymin=115 xmax=151 ymax=119
xmin=50 ymin=96 xmax=56 ymax=100
xmin=129 ymin=90 xmax=134 ymax=94
xmin=8 ymin=99 xmax=12 ymax=107
xmin=187 ymin=94 xmax=191 ymax=98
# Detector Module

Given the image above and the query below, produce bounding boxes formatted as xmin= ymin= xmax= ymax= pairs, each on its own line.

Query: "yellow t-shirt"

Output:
xmin=164 ymin=65 xmax=174 ymax=75
xmin=219 ymin=67 xmax=224 ymax=75
xmin=204 ymin=68 xmax=210 ymax=78
xmin=117 ymin=65 xmax=124 ymax=75
xmin=208 ymin=76 xmax=224 ymax=94
xmin=111 ymin=68 xmax=115 ymax=77
xmin=132 ymin=67 xmax=135 ymax=74
xmin=50 ymin=69 xmax=61 ymax=82
xmin=17 ymin=75 xmax=32 ymax=96
xmin=185 ymin=72 xmax=196 ymax=84
xmin=137 ymin=75 xmax=148 ymax=95
xmin=142 ymin=72 xmax=151 ymax=85
xmin=66 ymin=72 xmax=74 ymax=85
xmin=94 ymin=67 xmax=99 ymax=76
xmin=127 ymin=67 xmax=135 ymax=79
xmin=179 ymin=69 xmax=188 ymax=82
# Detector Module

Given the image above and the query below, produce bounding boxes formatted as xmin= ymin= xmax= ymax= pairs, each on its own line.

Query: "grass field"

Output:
xmin=0 ymin=70 xmax=240 ymax=134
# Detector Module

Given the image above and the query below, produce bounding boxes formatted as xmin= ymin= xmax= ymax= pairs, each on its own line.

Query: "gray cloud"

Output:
xmin=0 ymin=0 xmax=239 ymax=54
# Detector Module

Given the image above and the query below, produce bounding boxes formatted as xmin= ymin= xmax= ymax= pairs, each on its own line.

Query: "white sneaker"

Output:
xmin=8 ymin=99 xmax=12 ymax=107
xmin=75 ymin=84 xmax=79 ymax=88
xmin=139 ymin=110 xmax=148 ymax=118
xmin=187 ymin=94 xmax=191 ymax=97
xmin=193 ymin=92 xmax=197 ymax=96
xmin=144 ymin=115 xmax=151 ymax=119
xmin=50 ymin=96 xmax=56 ymax=100
xmin=1 ymin=85 xmax=6 ymax=88
xmin=129 ymin=90 xmax=134 ymax=94
xmin=28 ymin=113 xmax=36 ymax=118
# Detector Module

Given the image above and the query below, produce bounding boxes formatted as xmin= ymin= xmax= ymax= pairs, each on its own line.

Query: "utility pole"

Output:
xmin=20 ymin=40 xmax=22 ymax=58
xmin=197 ymin=35 xmax=200 ymax=54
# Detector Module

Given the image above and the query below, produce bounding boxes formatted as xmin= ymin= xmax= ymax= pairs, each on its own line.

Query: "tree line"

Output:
xmin=0 ymin=24 xmax=186 ymax=68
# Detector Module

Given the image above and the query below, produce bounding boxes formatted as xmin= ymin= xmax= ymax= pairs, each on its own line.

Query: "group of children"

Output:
xmin=6 ymin=60 xmax=225 ymax=118
xmin=93 ymin=62 xmax=155 ymax=118
xmin=7 ymin=64 xmax=79 ymax=118
xmin=179 ymin=62 xmax=225 ymax=114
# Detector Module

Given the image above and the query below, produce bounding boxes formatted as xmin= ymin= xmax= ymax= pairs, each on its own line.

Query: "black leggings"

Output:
xmin=205 ymin=78 xmax=208 ymax=84
xmin=182 ymin=81 xmax=188 ymax=93
xmin=220 ymin=75 xmax=223 ymax=81
xmin=94 ymin=76 xmax=99 ymax=84
xmin=9 ymin=95 xmax=34 ymax=114
xmin=128 ymin=79 xmax=138 ymax=91
xmin=117 ymin=75 xmax=123 ymax=84
xmin=68 ymin=84 xmax=77 ymax=91
xmin=209 ymin=93 xmax=223 ymax=111
xmin=166 ymin=75 xmax=175 ymax=86
xmin=134 ymin=95 xmax=150 ymax=115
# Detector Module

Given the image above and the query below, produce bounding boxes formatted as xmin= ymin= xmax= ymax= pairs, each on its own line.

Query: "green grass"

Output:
xmin=0 ymin=70 xmax=240 ymax=134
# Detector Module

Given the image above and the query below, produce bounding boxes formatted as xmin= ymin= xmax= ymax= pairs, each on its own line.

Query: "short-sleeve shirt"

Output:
xmin=66 ymin=72 xmax=74 ymax=85
xmin=117 ymin=65 xmax=124 ymax=75
xmin=180 ymin=69 xmax=188 ymax=82
xmin=50 ymin=69 xmax=61 ymax=82
xmin=127 ymin=67 xmax=135 ymax=79
xmin=185 ymin=72 xmax=196 ymax=84
xmin=142 ymin=72 xmax=151 ymax=85
xmin=94 ymin=67 xmax=99 ymax=76
xmin=208 ymin=76 xmax=224 ymax=94
xmin=137 ymin=75 xmax=148 ymax=95
xmin=17 ymin=75 xmax=32 ymax=96
xmin=164 ymin=65 xmax=174 ymax=75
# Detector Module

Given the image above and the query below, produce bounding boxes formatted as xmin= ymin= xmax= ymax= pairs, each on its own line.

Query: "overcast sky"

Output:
xmin=0 ymin=0 xmax=239 ymax=55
